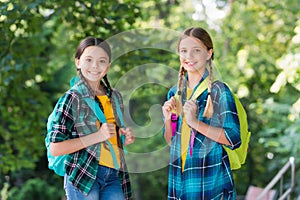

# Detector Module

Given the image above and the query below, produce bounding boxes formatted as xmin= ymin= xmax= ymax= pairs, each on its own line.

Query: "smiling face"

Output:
xmin=179 ymin=36 xmax=212 ymax=74
xmin=75 ymin=46 xmax=110 ymax=87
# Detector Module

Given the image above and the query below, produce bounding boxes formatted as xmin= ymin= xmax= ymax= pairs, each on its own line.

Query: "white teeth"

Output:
xmin=89 ymin=71 xmax=99 ymax=75
xmin=186 ymin=62 xmax=195 ymax=65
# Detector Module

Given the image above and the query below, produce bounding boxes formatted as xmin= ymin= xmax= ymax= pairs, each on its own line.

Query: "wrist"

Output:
xmin=164 ymin=118 xmax=171 ymax=123
xmin=190 ymin=117 xmax=198 ymax=129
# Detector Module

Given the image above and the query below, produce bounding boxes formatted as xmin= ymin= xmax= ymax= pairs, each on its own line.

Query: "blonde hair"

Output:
xmin=177 ymin=27 xmax=214 ymax=118
xmin=176 ymin=65 xmax=186 ymax=116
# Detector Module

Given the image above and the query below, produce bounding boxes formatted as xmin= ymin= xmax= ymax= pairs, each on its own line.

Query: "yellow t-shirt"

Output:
xmin=96 ymin=95 xmax=120 ymax=169
xmin=181 ymin=87 xmax=193 ymax=172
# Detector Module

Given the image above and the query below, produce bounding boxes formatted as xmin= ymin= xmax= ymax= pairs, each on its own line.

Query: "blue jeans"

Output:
xmin=64 ymin=165 xmax=124 ymax=200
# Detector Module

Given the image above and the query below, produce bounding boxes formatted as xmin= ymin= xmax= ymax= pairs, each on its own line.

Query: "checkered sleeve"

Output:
xmin=50 ymin=90 xmax=80 ymax=143
xmin=213 ymin=81 xmax=241 ymax=150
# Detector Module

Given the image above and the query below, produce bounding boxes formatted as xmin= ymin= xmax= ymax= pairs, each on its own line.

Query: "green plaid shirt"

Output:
xmin=49 ymin=79 xmax=132 ymax=198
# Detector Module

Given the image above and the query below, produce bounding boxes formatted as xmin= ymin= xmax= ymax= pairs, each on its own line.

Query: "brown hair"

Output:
xmin=75 ymin=37 xmax=113 ymax=96
xmin=177 ymin=27 xmax=214 ymax=118
xmin=75 ymin=37 xmax=111 ymax=62
xmin=74 ymin=37 xmax=126 ymax=166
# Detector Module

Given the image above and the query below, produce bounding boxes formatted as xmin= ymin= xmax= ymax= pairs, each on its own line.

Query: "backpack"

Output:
xmin=45 ymin=100 xmax=66 ymax=176
xmin=171 ymin=78 xmax=251 ymax=170
xmin=222 ymin=89 xmax=251 ymax=170
xmin=45 ymin=79 xmax=126 ymax=176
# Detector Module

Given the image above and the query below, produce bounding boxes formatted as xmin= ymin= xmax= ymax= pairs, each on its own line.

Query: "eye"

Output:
xmin=99 ymin=59 xmax=107 ymax=64
xmin=179 ymin=49 xmax=187 ymax=54
xmin=85 ymin=58 xmax=92 ymax=62
xmin=194 ymin=48 xmax=201 ymax=53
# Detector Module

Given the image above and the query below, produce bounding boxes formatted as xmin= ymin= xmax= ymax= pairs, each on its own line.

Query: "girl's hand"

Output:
xmin=183 ymin=100 xmax=198 ymax=127
xmin=119 ymin=127 xmax=135 ymax=146
xmin=162 ymin=96 xmax=177 ymax=121
xmin=98 ymin=123 xmax=115 ymax=142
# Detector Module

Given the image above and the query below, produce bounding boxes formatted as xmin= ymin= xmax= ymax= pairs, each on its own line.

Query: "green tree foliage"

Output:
xmin=1 ymin=0 xmax=300 ymax=199
xmin=0 ymin=0 xmax=141 ymax=173
xmin=218 ymin=0 xmax=300 ymax=195
xmin=0 ymin=1 xmax=142 ymax=198
xmin=7 ymin=178 xmax=63 ymax=200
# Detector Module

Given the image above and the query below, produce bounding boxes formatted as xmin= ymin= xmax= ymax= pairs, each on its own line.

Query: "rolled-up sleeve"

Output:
xmin=214 ymin=82 xmax=241 ymax=150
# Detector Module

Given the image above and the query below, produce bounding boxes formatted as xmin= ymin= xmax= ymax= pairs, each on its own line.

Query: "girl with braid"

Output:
xmin=162 ymin=27 xmax=241 ymax=199
xmin=49 ymin=37 xmax=135 ymax=200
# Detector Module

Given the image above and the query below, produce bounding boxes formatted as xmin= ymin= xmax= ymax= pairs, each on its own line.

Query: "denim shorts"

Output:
xmin=64 ymin=165 xmax=124 ymax=200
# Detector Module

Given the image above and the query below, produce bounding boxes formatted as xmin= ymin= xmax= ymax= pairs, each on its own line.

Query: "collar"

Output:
xmin=69 ymin=76 xmax=95 ymax=99
xmin=182 ymin=69 xmax=209 ymax=101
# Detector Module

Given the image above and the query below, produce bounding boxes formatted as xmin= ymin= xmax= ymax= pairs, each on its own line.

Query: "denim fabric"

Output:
xmin=51 ymin=79 xmax=131 ymax=197
xmin=64 ymin=165 xmax=124 ymax=200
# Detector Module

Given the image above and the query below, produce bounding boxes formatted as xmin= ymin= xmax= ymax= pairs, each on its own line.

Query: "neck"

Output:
xmin=187 ymin=72 xmax=204 ymax=89
xmin=89 ymin=81 xmax=105 ymax=96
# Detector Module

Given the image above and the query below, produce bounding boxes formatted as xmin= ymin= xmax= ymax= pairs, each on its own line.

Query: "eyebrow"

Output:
xmin=84 ymin=55 xmax=108 ymax=60
xmin=180 ymin=46 xmax=202 ymax=49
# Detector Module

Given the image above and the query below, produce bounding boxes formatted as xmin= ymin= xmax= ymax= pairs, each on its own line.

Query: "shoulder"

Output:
xmin=66 ymin=87 xmax=82 ymax=101
xmin=111 ymin=89 xmax=124 ymax=105
xmin=55 ymin=88 xmax=82 ymax=112
xmin=212 ymin=81 xmax=232 ymax=95
xmin=70 ymin=79 xmax=94 ymax=99
xmin=112 ymin=89 xmax=122 ymax=98
xmin=211 ymin=80 xmax=235 ymax=102
xmin=212 ymin=80 xmax=230 ymax=92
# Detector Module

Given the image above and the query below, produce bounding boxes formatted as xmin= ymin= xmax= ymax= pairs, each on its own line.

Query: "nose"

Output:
xmin=186 ymin=50 xmax=194 ymax=59
xmin=92 ymin=61 xmax=98 ymax=68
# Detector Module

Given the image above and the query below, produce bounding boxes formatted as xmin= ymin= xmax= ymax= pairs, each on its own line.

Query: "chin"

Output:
xmin=86 ymin=77 xmax=101 ymax=83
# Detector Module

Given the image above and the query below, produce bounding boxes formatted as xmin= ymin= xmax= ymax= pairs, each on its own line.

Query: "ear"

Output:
xmin=75 ymin=58 xmax=80 ymax=69
xmin=207 ymin=49 xmax=213 ymax=61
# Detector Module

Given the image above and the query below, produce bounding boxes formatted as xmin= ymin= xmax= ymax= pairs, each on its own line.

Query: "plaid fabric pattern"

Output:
xmin=166 ymin=73 xmax=241 ymax=200
xmin=50 ymin=79 xmax=131 ymax=198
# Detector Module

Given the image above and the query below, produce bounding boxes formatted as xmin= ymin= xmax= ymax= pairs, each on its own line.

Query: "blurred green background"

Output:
xmin=1 ymin=0 xmax=299 ymax=199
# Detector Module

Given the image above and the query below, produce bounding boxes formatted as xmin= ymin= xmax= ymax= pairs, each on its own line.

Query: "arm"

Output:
xmin=50 ymin=123 xmax=115 ymax=156
xmin=183 ymin=82 xmax=240 ymax=147
xmin=184 ymin=111 xmax=230 ymax=145
xmin=49 ymin=91 xmax=115 ymax=156
xmin=163 ymin=119 xmax=173 ymax=145
xmin=183 ymin=99 xmax=231 ymax=145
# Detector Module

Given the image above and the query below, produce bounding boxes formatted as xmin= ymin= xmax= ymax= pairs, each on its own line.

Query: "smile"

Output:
xmin=88 ymin=71 xmax=101 ymax=75
xmin=185 ymin=61 xmax=197 ymax=67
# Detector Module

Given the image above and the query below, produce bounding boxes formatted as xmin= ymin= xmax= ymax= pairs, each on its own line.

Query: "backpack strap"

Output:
xmin=112 ymin=91 xmax=125 ymax=128
xmin=84 ymin=98 xmax=107 ymax=123
xmin=84 ymin=98 xmax=120 ymax=170
xmin=173 ymin=77 xmax=209 ymax=157
xmin=190 ymin=77 xmax=209 ymax=101
xmin=111 ymin=91 xmax=127 ymax=154
xmin=189 ymin=77 xmax=209 ymax=156
xmin=71 ymin=76 xmax=127 ymax=164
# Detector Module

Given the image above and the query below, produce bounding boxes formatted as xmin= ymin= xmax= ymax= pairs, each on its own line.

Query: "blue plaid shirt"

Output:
xmin=165 ymin=73 xmax=241 ymax=200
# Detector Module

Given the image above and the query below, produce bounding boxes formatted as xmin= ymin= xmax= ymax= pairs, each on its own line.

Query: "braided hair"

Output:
xmin=177 ymin=27 xmax=214 ymax=118
xmin=175 ymin=65 xmax=186 ymax=116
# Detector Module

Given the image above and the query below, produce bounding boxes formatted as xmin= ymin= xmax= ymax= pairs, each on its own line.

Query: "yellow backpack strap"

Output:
xmin=190 ymin=77 xmax=209 ymax=100
xmin=173 ymin=77 xmax=209 ymax=114
xmin=174 ymin=77 xmax=209 ymax=101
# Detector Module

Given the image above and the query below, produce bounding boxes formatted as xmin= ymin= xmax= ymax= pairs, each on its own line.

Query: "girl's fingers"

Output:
xmin=184 ymin=100 xmax=197 ymax=113
xmin=123 ymin=127 xmax=135 ymax=145
xmin=163 ymin=102 xmax=173 ymax=112
xmin=170 ymin=97 xmax=177 ymax=108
